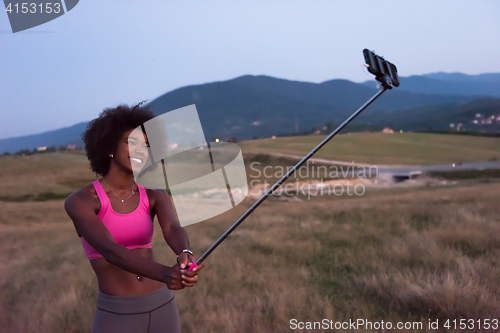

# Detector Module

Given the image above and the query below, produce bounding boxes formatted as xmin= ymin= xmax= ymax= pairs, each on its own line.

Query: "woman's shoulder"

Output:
xmin=144 ymin=188 xmax=171 ymax=207
xmin=144 ymin=187 xmax=170 ymax=199
xmin=65 ymin=182 xmax=99 ymax=209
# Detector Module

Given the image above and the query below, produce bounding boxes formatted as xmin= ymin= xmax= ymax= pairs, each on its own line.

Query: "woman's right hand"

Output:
xmin=164 ymin=263 xmax=204 ymax=290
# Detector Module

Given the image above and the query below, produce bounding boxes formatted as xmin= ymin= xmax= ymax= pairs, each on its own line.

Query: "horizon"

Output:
xmin=1 ymin=70 xmax=499 ymax=143
xmin=1 ymin=70 xmax=499 ymax=141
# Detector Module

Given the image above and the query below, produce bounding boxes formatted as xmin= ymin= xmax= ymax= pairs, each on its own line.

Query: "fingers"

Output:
xmin=181 ymin=273 xmax=198 ymax=284
xmin=168 ymin=261 xmax=205 ymax=289
xmin=168 ymin=279 xmax=183 ymax=290
xmin=167 ymin=262 xmax=204 ymax=290
xmin=182 ymin=280 xmax=195 ymax=287
xmin=180 ymin=264 xmax=204 ymax=278
xmin=166 ymin=273 xmax=185 ymax=290
xmin=178 ymin=253 xmax=188 ymax=269
xmin=179 ymin=263 xmax=204 ymax=287
xmin=185 ymin=262 xmax=204 ymax=274
xmin=187 ymin=254 xmax=195 ymax=267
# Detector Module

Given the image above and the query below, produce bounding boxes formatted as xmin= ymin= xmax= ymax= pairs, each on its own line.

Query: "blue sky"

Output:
xmin=1 ymin=0 xmax=499 ymax=140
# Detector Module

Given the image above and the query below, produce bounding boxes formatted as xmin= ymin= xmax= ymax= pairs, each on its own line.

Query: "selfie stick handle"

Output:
xmin=188 ymin=83 xmax=391 ymax=271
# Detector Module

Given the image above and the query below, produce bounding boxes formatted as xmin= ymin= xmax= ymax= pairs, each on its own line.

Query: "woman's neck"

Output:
xmin=103 ymin=167 xmax=135 ymax=191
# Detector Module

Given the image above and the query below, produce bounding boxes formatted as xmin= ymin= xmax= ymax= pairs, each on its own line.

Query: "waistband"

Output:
xmin=96 ymin=285 xmax=175 ymax=314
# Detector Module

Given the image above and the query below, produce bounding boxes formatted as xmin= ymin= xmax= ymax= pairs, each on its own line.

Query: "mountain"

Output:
xmin=0 ymin=122 xmax=87 ymax=154
xmin=363 ymin=72 xmax=500 ymax=97
xmin=146 ymin=75 xmax=476 ymax=142
xmin=423 ymin=72 xmax=500 ymax=82
xmin=0 ymin=73 xmax=497 ymax=154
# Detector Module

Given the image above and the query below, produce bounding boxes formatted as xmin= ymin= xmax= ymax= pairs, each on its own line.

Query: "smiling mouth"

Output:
xmin=130 ymin=157 xmax=144 ymax=163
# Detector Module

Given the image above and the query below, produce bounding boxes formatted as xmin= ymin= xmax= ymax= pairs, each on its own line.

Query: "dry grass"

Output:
xmin=0 ymin=153 xmax=95 ymax=198
xmin=1 ymin=136 xmax=500 ymax=332
xmin=1 ymin=181 xmax=500 ymax=332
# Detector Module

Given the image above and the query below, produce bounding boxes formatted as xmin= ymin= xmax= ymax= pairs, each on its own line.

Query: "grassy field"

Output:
xmin=0 ymin=152 xmax=95 ymax=198
xmin=238 ymin=132 xmax=500 ymax=165
xmin=2 ymin=132 xmax=498 ymax=199
xmin=1 ymin=133 xmax=500 ymax=332
xmin=2 ymin=181 xmax=500 ymax=332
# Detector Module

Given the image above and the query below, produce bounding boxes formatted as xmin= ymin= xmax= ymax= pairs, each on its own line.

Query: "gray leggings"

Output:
xmin=91 ymin=285 xmax=181 ymax=333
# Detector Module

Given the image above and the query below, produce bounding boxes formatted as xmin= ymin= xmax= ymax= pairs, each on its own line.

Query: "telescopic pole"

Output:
xmin=188 ymin=84 xmax=390 ymax=270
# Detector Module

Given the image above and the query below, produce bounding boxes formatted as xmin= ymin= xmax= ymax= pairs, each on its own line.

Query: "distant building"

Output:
xmin=67 ymin=144 xmax=76 ymax=150
xmin=37 ymin=146 xmax=47 ymax=151
xmin=382 ymin=127 xmax=394 ymax=133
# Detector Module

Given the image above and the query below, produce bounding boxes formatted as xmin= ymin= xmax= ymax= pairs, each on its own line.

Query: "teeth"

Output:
xmin=131 ymin=157 xmax=143 ymax=163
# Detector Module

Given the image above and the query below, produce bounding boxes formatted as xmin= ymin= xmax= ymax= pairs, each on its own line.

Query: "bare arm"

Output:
xmin=154 ymin=189 xmax=204 ymax=284
xmin=154 ymin=190 xmax=190 ymax=256
xmin=64 ymin=190 xmax=185 ymax=289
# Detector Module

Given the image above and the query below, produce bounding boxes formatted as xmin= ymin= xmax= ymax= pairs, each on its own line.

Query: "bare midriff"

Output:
xmin=89 ymin=247 xmax=166 ymax=296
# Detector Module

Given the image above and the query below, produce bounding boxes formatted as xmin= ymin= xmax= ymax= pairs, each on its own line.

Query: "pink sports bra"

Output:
xmin=80 ymin=180 xmax=154 ymax=260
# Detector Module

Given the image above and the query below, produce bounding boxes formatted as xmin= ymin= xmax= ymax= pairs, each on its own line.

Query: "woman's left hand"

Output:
xmin=177 ymin=253 xmax=204 ymax=287
xmin=177 ymin=252 xmax=196 ymax=270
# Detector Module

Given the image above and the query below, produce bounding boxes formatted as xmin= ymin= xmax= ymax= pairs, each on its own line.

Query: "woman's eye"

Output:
xmin=127 ymin=141 xmax=135 ymax=146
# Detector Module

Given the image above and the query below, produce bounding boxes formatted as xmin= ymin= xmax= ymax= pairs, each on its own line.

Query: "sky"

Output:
xmin=1 ymin=0 xmax=499 ymax=140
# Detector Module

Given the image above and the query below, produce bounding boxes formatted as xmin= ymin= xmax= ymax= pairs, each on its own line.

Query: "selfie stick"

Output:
xmin=188 ymin=50 xmax=398 ymax=271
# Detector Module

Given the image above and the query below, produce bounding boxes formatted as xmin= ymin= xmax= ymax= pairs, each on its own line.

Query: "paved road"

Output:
xmin=379 ymin=161 xmax=500 ymax=173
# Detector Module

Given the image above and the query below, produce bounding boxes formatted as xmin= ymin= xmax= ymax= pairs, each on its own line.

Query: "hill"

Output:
xmin=363 ymin=97 xmax=500 ymax=133
xmin=146 ymin=75 xmax=475 ymax=142
xmin=363 ymin=72 xmax=500 ymax=97
xmin=0 ymin=122 xmax=88 ymax=155
xmin=1 ymin=73 xmax=497 ymax=154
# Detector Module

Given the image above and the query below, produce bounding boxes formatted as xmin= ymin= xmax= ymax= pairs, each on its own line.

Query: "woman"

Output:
xmin=64 ymin=103 xmax=203 ymax=333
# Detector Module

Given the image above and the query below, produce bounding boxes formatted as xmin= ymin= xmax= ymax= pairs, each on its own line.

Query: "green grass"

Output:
xmin=238 ymin=132 xmax=500 ymax=165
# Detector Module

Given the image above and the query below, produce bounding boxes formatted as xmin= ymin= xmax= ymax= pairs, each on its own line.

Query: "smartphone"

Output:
xmin=363 ymin=49 xmax=400 ymax=87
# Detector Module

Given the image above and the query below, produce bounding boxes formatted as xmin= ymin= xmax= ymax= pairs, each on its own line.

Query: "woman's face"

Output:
xmin=113 ymin=128 xmax=150 ymax=174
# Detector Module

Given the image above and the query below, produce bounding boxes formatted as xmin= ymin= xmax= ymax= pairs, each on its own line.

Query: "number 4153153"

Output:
xmin=5 ymin=3 xmax=61 ymax=14
xmin=444 ymin=319 xmax=498 ymax=330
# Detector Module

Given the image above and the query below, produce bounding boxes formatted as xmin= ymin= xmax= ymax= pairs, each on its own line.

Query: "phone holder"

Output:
xmin=377 ymin=74 xmax=394 ymax=90
xmin=363 ymin=49 xmax=400 ymax=90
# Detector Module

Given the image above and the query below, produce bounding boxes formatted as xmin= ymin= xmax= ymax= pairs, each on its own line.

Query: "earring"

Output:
xmin=109 ymin=154 xmax=113 ymax=158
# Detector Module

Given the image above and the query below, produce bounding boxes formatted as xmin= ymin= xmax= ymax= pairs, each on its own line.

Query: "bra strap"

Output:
xmin=92 ymin=180 xmax=110 ymax=214
xmin=137 ymin=184 xmax=151 ymax=212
